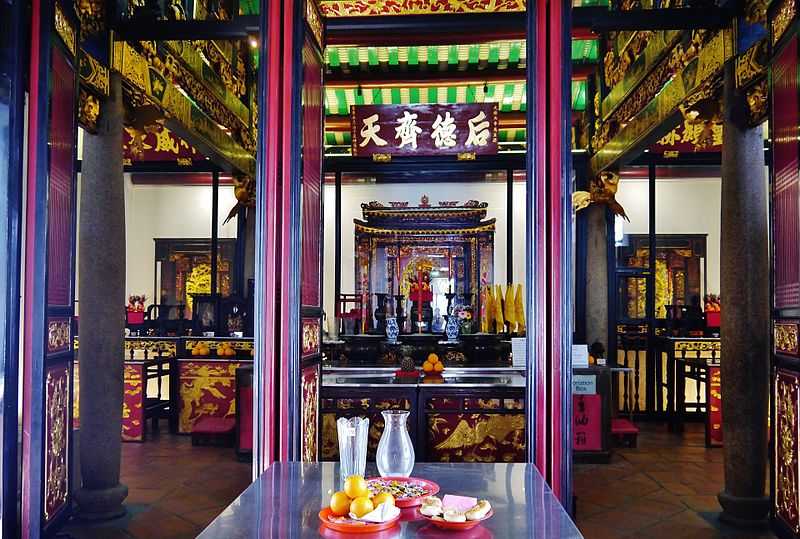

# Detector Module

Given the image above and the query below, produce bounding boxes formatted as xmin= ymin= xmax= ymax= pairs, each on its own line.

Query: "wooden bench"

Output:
xmin=611 ymin=418 xmax=639 ymax=448
xmin=191 ymin=417 xmax=235 ymax=447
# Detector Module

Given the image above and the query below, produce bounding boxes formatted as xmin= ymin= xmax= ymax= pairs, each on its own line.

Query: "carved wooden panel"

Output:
xmin=300 ymin=34 xmax=323 ymax=309
xmin=44 ymin=364 xmax=70 ymax=522
xmin=46 ymin=48 xmax=77 ymax=308
xmin=301 ymin=365 xmax=319 ymax=462
xmin=301 ymin=318 xmax=321 ymax=359
xmin=178 ymin=360 xmax=246 ymax=433
xmin=773 ymin=35 xmax=800 ymax=310
xmin=777 ymin=320 xmax=800 ymax=357
xmin=122 ymin=363 xmax=145 ymax=442
xmin=776 ymin=369 xmax=800 ymax=534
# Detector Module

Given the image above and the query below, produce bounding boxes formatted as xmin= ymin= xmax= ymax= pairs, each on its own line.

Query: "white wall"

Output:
xmin=322 ymin=182 xmax=527 ymax=327
xmin=615 ymin=177 xmax=721 ymax=294
xmin=124 ymin=175 xmax=239 ymax=302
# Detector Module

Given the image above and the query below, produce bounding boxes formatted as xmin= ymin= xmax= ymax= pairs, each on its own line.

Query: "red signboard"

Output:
xmin=573 ymin=394 xmax=602 ymax=451
xmin=122 ymin=125 xmax=199 ymax=165
xmin=351 ymin=103 xmax=499 ymax=157
xmin=707 ymin=366 xmax=723 ymax=446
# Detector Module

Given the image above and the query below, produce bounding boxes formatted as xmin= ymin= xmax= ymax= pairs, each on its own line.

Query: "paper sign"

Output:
xmin=511 ymin=338 xmax=527 ymax=368
xmin=572 ymin=344 xmax=589 ymax=368
xmin=707 ymin=366 xmax=723 ymax=446
xmin=572 ymin=374 xmax=597 ymax=395
xmin=573 ymin=394 xmax=602 ymax=451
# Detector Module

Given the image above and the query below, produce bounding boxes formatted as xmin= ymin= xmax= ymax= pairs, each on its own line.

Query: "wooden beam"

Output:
xmin=112 ymin=16 xmax=259 ymax=41
xmin=326 ymin=13 xmax=526 ymax=45
xmin=573 ymin=6 xmax=735 ymax=32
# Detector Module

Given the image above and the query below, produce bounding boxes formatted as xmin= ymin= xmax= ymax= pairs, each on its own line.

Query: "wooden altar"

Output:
xmin=352 ymin=199 xmax=495 ymax=333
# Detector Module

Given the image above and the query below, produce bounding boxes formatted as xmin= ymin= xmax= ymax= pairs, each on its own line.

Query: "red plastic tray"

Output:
xmin=419 ymin=508 xmax=494 ymax=531
xmin=318 ymin=508 xmax=400 ymax=534
xmin=366 ymin=477 xmax=441 ymax=508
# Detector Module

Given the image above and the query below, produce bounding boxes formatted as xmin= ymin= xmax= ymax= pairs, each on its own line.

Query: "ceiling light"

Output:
xmin=250 ymin=38 xmax=258 ymax=49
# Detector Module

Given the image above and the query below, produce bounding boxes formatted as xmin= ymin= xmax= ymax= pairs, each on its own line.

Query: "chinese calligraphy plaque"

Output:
xmin=351 ymin=104 xmax=499 ymax=157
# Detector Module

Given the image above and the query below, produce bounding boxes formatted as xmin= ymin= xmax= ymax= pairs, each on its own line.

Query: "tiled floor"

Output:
xmin=60 ymin=427 xmax=251 ymax=539
xmin=574 ymin=422 xmax=776 ymax=539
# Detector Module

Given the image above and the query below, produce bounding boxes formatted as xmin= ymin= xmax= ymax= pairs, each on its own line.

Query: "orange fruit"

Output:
xmin=434 ymin=362 xmax=444 ymax=372
xmin=344 ymin=475 xmax=369 ymax=499
xmin=372 ymin=492 xmax=395 ymax=507
xmin=427 ymin=353 xmax=439 ymax=362
xmin=330 ymin=491 xmax=351 ymax=516
xmin=423 ymin=361 xmax=433 ymax=373
xmin=350 ymin=496 xmax=374 ymax=518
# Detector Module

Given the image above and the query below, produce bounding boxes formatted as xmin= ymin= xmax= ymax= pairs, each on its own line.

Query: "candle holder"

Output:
xmin=394 ymin=294 xmax=405 ymax=334
xmin=374 ymin=293 xmax=388 ymax=334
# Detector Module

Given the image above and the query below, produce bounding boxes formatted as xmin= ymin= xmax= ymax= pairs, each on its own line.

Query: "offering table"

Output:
xmin=198 ymin=462 xmax=582 ymax=538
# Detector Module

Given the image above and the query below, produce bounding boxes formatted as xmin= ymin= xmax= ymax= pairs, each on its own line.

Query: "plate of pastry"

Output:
xmin=366 ymin=477 xmax=440 ymax=508
xmin=418 ymin=495 xmax=493 ymax=531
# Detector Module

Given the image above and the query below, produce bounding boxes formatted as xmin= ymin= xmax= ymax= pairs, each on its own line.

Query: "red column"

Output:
xmin=529 ymin=0 xmax=571 ymax=504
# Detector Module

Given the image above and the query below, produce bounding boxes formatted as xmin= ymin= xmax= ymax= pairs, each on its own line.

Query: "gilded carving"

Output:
xmin=735 ymin=41 xmax=767 ymax=89
xmin=48 ymin=319 xmax=71 ymax=354
xmin=124 ymin=338 xmax=178 ymax=357
xmin=319 ymin=0 xmax=525 ymax=17
xmin=772 ymin=0 xmax=796 ymax=46
xmin=776 ymin=371 xmax=800 ymax=532
xmin=77 ymin=0 xmax=104 ymax=35
xmin=745 ymin=0 xmax=769 ymax=25
xmin=776 ymin=322 xmax=800 ymax=356
xmin=591 ymin=29 xmax=732 ymax=175
xmin=301 ymin=368 xmax=318 ymax=462
xmin=306 ymin=0 xmax=324 ymax=48
xmin=80 ymin=51 xmax=110 ymax=96
xmin=302 ymin=319 xmax=321 ymax=358
xmin=179 ymin=361 xmax=241 ymax=433
xmin=673 ymin=340 xmax=721 ymax=353
xmin=54 ymin=3 xmax=77 ymax=57
xmin=746 ymin=79 xmax=768 ymax=126
xmin=44 ymin=367 xmax=69 ymax=521
xmin=78 ymin=90 xmax=101 ymax=133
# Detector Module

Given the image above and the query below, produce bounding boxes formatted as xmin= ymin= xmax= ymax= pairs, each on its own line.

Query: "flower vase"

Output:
xmin=385 ymin=317 xmax=400 ymax=344
xmin=376 ymin=410 xmax=415 ymax=477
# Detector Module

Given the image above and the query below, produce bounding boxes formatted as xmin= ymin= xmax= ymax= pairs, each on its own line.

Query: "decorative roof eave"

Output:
xmin=590 ymin=29 xmax=733 ymax=176
xmin=113 ymin=41 xmax=255 ymax=175
xmin=78 ymin=49 xmax=110 ymax=133
xmin=320 ymin=0 xmax=525 ymax=18
xmin=361 ymin=205 xmax=490 ymax=221
xmin=354 ymin=222 xmax=497 ymax=236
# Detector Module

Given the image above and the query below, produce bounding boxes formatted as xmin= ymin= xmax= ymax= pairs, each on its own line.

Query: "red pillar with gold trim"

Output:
xmin=20 ymin=0 xmax=80 ymax=535
xmin=528 ymin=0 xmax=572 ymax=505
xmin=255 ymin=0 xmax=325 ymax=469
xmin=770 ymin=1 xmax=800 ymax=536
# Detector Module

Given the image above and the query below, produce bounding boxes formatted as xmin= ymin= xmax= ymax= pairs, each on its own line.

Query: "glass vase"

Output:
xmin=376 ymin=410 xmax=415 ymax=477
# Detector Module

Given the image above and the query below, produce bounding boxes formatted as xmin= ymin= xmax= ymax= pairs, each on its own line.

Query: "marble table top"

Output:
xmin=198 ymin=462 xmax=583 ymax=538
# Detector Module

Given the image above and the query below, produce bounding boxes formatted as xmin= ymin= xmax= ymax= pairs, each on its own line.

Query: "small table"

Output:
xmin=198 ymin=462 xmax=582 ymax=538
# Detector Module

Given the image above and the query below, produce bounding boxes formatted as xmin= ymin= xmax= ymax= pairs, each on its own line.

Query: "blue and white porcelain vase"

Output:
xmin=445 ymin=315 xmax=460 ymax=342
xmin=385 ymin=317 xmax=400 ymax=344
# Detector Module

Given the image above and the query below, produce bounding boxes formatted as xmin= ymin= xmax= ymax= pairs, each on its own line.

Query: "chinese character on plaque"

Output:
xmin=351 ymin=104 xmax=498 ymax=157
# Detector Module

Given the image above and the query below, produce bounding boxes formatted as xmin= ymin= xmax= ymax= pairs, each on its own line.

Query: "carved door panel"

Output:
xmin=21 ymin=3 xmax=79 ymax=536
xmin=299 ymin=0 xmax=324 ymax=463
xmin=771 ymin=24 xmax=800 ymax=539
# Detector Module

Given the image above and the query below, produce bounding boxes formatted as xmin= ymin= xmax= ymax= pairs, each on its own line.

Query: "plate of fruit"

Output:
xmin=366 ymin=476 xmax=440 ymax=508
xmin=418 ymin=495 xmax=493 ymax=531
xmin=320 ymin=475 xmax=401 ymax=533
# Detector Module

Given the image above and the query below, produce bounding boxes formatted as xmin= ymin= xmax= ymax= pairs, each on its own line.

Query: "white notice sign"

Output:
xmin=572 ymin=344 xmax=589 ymax=368
xmin=572 ymin=374 xmax=597 ymax=395
xmin=511 ymin=338 xmax=527 ymax=368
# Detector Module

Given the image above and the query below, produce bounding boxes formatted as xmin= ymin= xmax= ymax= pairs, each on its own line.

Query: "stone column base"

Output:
xmin=75 ymin=483 xmax=128 ymax=521
xmin=718 ymin=491 xmax=769 ymax=527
